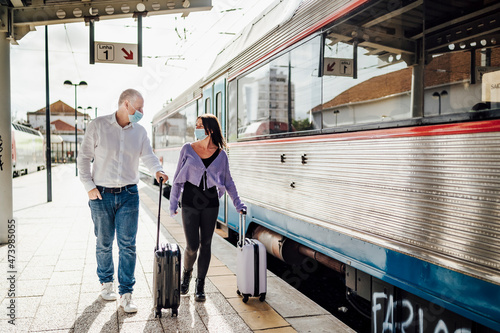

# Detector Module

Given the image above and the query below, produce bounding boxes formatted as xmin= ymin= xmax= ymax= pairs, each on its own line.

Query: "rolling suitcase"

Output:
xmin=236 ymin=212 xmax=267 ymax=303
xmin=153 ymin=179 xmax=181 ymax=318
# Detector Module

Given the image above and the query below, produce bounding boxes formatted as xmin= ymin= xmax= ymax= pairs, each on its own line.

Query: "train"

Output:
xmin=152 ymin=0 xmax=500 ymax=332
xmin=11 ymin=123 xmax=45 ymax=177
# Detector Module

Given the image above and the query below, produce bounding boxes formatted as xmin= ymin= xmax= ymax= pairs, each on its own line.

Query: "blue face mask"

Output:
xmin=128 ymin=109 xmax=143 ymax=123
xmin=194 ymin=128 xmax=208 ymax=141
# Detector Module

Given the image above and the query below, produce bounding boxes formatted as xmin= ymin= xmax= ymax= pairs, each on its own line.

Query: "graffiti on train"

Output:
xmin=0 ymin=134 xmax=4 ymax=171
xmin=372 ymin=291 xmax=472 ymax=333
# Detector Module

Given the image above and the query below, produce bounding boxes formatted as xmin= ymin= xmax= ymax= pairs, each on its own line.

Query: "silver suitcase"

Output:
xmin=236 ymin=212 xmax=267 ymax=303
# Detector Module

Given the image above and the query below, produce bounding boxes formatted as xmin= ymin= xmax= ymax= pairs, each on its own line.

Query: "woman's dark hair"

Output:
xmin=199 ymin=114 xmax=226 ymax=149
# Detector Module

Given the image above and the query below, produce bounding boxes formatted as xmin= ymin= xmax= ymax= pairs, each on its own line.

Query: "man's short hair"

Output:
xmin=118 ymin=89 xmax=143 ymax=107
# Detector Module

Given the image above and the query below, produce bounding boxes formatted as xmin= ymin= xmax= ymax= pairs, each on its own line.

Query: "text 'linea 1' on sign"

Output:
xmin=95 ymin=42 xmax=138 ymax=65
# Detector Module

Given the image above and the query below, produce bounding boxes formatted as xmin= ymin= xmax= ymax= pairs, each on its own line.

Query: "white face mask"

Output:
xmin=128 ymin=104 xmax=143 ymax=123
xmin=194 ymin=128 xmax=208 ymax=141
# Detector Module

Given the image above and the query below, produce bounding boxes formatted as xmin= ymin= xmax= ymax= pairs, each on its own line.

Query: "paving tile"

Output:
xmin=228 ymin=297 xmax=272 ymax=313
xmin=287 ymin=314 xmax=354 ymax=333
xmin=0 ymin=296 xmax=41 ymax=318
xmin=238 ymin=308 xmax=291 ymax=331
xmin=158 ymin=301 xmax=208 ymax=332
xmin=117 ymin=297 xmax=157 ymax=323
xmin=209 ymin=255 xmax=225 ymax=267
xmin=200 ymin=313 xmax=252 ymax=333
xmin=30 ymin=303 xmax=77 ymax=331
xmin=40 ymin=285 xmax=81 ymax=305
xmin=48 ymin=270 xmax=83 ymax=286
xmin=119 ymin=319 xmax=164 ymax=333
xmin=265 ymin=276 xmax=329 ymax=318
xmin=62 ymin=241 xmax=88 ymax=251
xmin=192 ymin=292 xmax=238 ymax=317
xmin=0 ymin=316 xmax=33 ymax=332
xmin=77 ymin=292 xmax=119 ymax=315
xmin=54 ymin=258 xmax=85 ymax=272
xmin=209 ymin=275 xmax=239 ymax=299
xmin=18 ymin=265 xmax=54 ymax=280
xmin=16 ymin=279 xmax=49 ymax=297
xmin=73 ymin=310 xmax=119 ymax=332
xmin=80 ymin=280 xmax=102 ymax=293
xmin=207 ymin=265 xmax=233 ymax=276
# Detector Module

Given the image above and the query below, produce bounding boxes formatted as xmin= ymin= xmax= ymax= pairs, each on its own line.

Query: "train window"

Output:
xmin=227 ymin=80 xmax=238 ymax=142
xmin=153 ymin=119 xmax=168 ymax=149
xmin=236 ymin=38 xmax=323 ymax=139
xmin=154 ymin=102 xmax=197 ymax=149
xmin=215 ymin=92 xmax=222 ymax=119
xmin=423 ymin=46 xmax=500 ymax=116
xmin=319 ymin=38 xmax=412 ymax=128
xmin=237 ymin=62 xmax=272 ymax=138
xmin=205 ymin=98 xmax=211 ymax=115
xmin=290 ymin=36 xmax=322 ymax=132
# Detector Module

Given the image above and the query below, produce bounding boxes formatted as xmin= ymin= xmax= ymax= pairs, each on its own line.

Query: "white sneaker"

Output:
xmin=100 ymin=282 xmax=118 ymax=301
xmin=120 ymin=293 xmax=138 ymax=313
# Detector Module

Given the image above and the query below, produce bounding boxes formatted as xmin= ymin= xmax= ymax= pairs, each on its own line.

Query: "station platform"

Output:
xmin=1 ymin=164 xmax=354 ymax=332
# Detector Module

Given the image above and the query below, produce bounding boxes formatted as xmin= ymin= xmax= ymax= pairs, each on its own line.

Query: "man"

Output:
xmin=77 ymin=89 xmax=167 ymax=313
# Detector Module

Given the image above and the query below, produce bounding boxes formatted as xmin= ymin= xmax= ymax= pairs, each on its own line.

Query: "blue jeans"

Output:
xmin=89 ymin=185 xmax=139 ymax=295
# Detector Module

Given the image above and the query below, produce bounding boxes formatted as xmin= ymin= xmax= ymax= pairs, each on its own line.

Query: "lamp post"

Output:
xmin=64 ymin=80 xmax=87 ymax=176
xmin=77 ymin=106 xmax=93 ymax=132
xmin=432 ymin=90 xmax=448 ymax=115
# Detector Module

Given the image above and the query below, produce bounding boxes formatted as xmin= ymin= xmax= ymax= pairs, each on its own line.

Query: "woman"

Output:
xmin=169 ymin=114 xmax=246 ymax=301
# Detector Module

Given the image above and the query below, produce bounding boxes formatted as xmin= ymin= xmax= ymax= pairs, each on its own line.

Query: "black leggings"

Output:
xmin=181 ymin=206 xmax=219 ymax=279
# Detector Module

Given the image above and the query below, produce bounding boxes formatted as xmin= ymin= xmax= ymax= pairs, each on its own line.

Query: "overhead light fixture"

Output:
xmin=56 ymin=9 xmax=66 ymax=19
xmin=137 ymin=3 xmax=146 ymax=12
xmin=183 ymin=0 xmax=191 ymax=8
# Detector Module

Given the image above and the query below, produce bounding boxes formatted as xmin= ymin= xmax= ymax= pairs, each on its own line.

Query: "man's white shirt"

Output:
xmin=77 ymin=112 xmax=163 ymax=193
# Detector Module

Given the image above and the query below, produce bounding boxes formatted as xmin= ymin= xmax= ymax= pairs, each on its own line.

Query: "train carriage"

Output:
xmin=153 ymin=0 xmax=500 ymax=331
xmin=11 ymin=123 xmax=45 ymax=177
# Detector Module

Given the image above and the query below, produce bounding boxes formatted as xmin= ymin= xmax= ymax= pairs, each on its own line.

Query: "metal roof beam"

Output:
xmin=11 ymin=0 xmax=212 ymax=26
xmin=362 ymin=0 xmax=423 ymax=28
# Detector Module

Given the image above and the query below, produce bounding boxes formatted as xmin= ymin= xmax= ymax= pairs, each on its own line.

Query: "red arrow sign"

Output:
xmin=327 ymin=62 xmax=335 ymax=72
xmin=122 ymin=48 xmax=134 ymax=60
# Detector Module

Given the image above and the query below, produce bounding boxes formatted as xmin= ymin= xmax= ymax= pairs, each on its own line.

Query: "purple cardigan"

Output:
xmin=169 ymin=143 xmax=246 ymax=216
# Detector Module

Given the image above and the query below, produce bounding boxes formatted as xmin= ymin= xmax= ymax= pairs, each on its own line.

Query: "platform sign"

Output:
xmin=95 ymin=42 xmax=138 ymax=65
xmin=323 ymin=57 xmax=353 ymax=77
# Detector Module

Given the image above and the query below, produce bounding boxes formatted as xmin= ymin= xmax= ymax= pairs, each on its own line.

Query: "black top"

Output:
xmin=181 ymin=148 xmax=220 ymax=209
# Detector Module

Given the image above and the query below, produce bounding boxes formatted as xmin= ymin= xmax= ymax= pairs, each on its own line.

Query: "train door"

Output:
xmin=213 ymin=78 xmax=227 ymax=225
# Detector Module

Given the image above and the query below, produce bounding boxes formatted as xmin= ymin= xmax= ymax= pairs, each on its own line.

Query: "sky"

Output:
xmin=10 ymin=0 xmax=270 ymax=135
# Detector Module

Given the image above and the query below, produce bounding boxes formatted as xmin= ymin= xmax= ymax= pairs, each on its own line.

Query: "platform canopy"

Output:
xmin=0 ymin=0 xmax=212 ymax=43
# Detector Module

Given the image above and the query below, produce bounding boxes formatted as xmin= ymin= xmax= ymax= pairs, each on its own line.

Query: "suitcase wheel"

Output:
xmin=236 ymin=289 xmax=241 ymax=296
xmin=242 ymin=294 xmax=249 ymax=303
xmin=171 ymin=308 xmax=178 ymax=317
xmin=154 ymin=308 xmax=162 ymax=318
xmin=259 ymin=293 xmax=266 ymax=302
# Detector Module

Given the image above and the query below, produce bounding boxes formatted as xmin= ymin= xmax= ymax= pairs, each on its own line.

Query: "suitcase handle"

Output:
xmin=156 ymin=177 xmax=164 ymax=251
xmin=238 ymin=210 xmax=247 ymax=247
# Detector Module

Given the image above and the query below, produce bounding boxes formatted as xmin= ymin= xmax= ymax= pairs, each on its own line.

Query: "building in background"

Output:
xmin=26 ymin=100 xmax=91 ymax=163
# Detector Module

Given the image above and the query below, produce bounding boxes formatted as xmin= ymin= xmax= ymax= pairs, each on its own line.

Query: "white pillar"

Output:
xmin=0 ymin=32 xmax=12 ymax=244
